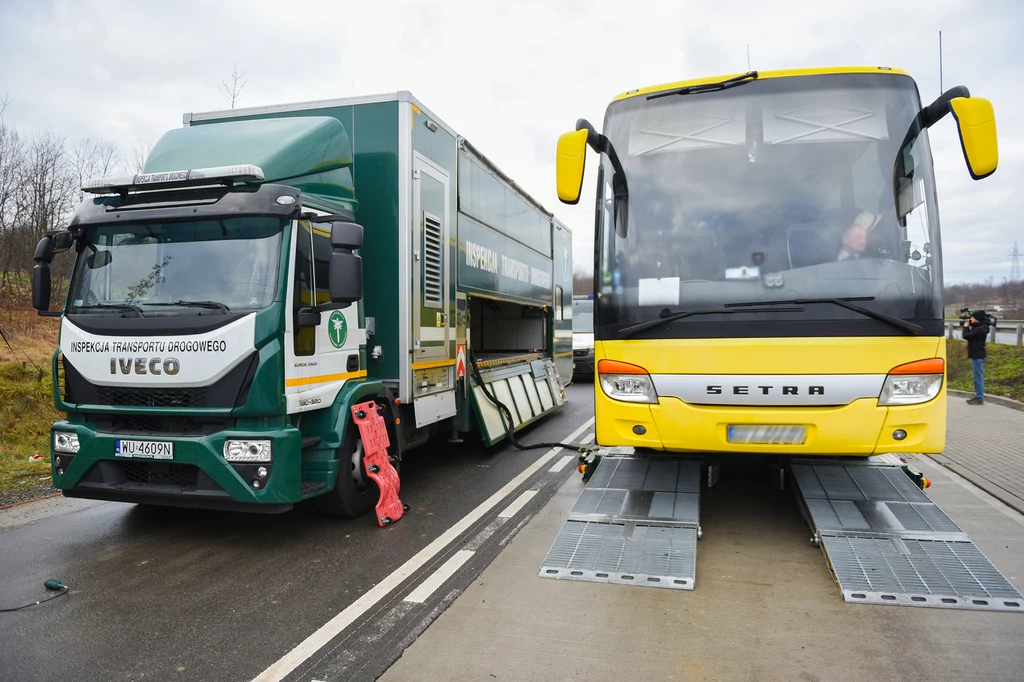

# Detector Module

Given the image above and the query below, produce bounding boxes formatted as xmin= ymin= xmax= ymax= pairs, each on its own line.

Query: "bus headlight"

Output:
xmin=54 ymin=431 xmax=80 ymax=454
xmin=223 ymin=439 xmax=273 ymax=462
xmin=878 ymin=359 xmax=944 ymax=406
xmin=598 ymin=359 xmax=658 ymax=404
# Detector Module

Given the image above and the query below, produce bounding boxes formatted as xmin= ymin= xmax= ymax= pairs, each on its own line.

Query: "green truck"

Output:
xmin=32 ymin=92 xmax=572 ymax=516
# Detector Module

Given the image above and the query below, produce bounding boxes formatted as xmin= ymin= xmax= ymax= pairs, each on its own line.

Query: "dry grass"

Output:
xmin=0 ymin=300 xmax=62 ymax=503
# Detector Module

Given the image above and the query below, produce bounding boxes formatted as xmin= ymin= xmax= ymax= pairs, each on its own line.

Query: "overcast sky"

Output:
xmin=1 ymin=0 xmax=1021 ymax=284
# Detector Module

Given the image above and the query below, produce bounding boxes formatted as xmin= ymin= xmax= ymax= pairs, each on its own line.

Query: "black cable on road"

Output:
xmin=0 ymin=580 xmax=68 ymax=612
xmin=469 ymin=352 xmax=598 ymax=455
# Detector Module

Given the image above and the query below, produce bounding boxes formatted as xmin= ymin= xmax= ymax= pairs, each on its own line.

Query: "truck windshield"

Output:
xmin=595 ymin=72 xmax=942 ymax=339
xmin=572 ymin=299 xmax=594 ymax=333
xmin=67 ymin=217 xmax=285 ymax=315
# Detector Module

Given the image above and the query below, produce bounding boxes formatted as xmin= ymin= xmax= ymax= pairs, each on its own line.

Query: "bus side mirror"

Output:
xmin=329 ymin=221 xmax=363 ymax=305
xmin=556 ymin=128 xmax=589 ymax=205
xmin=950 ymin=97 xmax=998 ymax=180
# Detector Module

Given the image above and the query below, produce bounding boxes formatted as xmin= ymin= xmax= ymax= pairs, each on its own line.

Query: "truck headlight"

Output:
xmin=223 ymin=439 xmax=273 ymax=462
xmin=598 ymin=359 xmax=658 ymax=404
xmin=54 ymin=431 xmax=80 ymax=454
xmin=878 ymin=358 xmax=944 ymax=406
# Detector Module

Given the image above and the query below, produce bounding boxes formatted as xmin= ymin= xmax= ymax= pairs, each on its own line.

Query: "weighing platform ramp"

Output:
xmin=792 ymin=458 xmax=1024 ymax=611
xmin=539 ymin=452 xmax=701 ymax=590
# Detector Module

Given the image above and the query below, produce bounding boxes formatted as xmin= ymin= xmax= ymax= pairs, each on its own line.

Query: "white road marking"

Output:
xmin=548 ymin=455 xmax=574 ymax=473
xmin=403 ymin=550 xmax=476 ymax=604
xmin=252 ymin=415 xmax=595 ymax=682
xmin=498 ymin=490 xmax=538 ymax=519
xmin=580 ymin=432 xmax=596 ymax=444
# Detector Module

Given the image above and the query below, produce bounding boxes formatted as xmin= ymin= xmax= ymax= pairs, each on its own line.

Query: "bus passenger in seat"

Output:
xmin=836 ymin=210 xmax=881 ymax=261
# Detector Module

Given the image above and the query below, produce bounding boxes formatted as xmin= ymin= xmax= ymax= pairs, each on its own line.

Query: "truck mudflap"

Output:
xmin=468 ymin=355 xmax=567 ymax=446
xmin=352 ymin=401 xmax=407 ymax=527
xmin=792 ymin=456 xmax=1024 ymax=611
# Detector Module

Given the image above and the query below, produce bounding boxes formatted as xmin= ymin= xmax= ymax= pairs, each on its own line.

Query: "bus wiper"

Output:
xmin=647 ymin=71 xmax=758 ymax=100
xmin=725 ymin=297 xmax=923 ymax=335
xmin=75 ymin=302 xmax=145 ymax=317
xmin=146 ymin=300 xmax=231 ymax=314
xmin=618 ymin=306 xmax=804 ymax=338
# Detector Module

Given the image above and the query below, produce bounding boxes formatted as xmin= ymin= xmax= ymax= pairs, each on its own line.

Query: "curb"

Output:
xmin=949 ymin=390 xmax=1024 ymax=412
xmin=929 ymin=454 xmax=1024 ymax=516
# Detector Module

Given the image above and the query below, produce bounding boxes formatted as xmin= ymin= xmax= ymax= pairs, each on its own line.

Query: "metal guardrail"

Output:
xmin=947 ymin=321 xmax=1024 ymax=347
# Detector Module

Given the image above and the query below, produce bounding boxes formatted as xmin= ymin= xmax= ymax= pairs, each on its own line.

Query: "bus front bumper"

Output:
xmin=595 ymin=389 xmax=946 ymax=456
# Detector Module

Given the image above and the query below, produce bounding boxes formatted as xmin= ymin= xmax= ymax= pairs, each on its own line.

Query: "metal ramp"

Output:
xmin=540 ymin=454 xmax=701 ymax=590
xmin=792 ymin=458 xmax=1024 ymax=611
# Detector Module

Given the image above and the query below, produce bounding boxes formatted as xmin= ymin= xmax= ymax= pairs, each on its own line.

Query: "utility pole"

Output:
xmin=939 ymin=31 xmax=943 ymax=94
xmin=746 ymin=44 xmax=751 ymax=71
xmin=1010 ymin=241 xmax=1022 ymax=281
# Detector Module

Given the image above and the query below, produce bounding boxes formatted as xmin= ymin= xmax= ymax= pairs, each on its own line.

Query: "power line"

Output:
xmin=1010 ymin=241 xmax=1022 ymax=281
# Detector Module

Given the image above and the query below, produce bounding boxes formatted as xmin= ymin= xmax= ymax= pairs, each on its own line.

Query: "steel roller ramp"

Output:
xmin=792 ymin=458 xmax=1024 ymax=611
xmin=540 ymin=452 xmax=701 ymax=590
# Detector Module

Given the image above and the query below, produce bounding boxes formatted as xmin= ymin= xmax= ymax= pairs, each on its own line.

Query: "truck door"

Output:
xmin=411 ymin=153 xmax=456 ymax=427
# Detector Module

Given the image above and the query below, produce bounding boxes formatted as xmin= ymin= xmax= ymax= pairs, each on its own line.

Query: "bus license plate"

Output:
xmin=115 ymin=439 xmax=174 ymax=460
xmin=727 ymin=425 xmax=806 ymax=445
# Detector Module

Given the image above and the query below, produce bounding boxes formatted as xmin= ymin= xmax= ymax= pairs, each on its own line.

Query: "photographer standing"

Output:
xmin=962 ymin=310 xmax=990 ymax=405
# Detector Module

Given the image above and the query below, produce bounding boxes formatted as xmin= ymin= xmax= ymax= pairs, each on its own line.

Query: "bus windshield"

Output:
xmin=595 ymin=72 xmax=942 ymax=339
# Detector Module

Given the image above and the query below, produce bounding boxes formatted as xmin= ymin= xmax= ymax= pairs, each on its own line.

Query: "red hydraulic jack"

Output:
xmin=351 ymin=401 xmax=408 ymax=527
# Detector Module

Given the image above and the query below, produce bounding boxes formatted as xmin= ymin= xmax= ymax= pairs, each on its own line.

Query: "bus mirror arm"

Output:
xmin=575 ymin=119 xmax=630 ymax=237
xmin=895 ymin=85 xmax=971 ymax=158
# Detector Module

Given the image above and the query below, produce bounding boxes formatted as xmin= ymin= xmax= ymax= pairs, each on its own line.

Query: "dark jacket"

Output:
xmin=962 ymin=322 xmax=989 ymax=359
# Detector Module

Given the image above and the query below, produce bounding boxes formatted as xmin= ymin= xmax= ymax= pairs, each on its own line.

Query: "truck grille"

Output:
xmin=97 ymin=386 xmax=207 ymax=408
xmin=573 ymin=350 xmax=590 ymax=357
xmin=92 ymin=414 xmax=235 ymax=436
xmin=121 ymin=462 xmax=199 ymax=489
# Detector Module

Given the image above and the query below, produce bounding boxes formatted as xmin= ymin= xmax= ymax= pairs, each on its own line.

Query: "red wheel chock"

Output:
xmin=352 ymin=401 xmax=407 ymax=527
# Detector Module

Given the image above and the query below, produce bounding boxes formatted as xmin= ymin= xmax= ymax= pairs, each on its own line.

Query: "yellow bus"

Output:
xmin=556 ymin=67 xmax=997 ymax=457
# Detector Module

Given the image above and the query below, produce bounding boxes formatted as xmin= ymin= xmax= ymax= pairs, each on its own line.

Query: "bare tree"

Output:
xmin=0 ymin=92 xmax=10 ymax=118
xmin=71 ymin=137 xmax=120 ymax=201
xmin=217 ymin=66 xmax=249 ymax=110
xmin=0 ymin=118 xmax=24 ymax=291
xmin=129 ymin=139 xmax=152 ymax=173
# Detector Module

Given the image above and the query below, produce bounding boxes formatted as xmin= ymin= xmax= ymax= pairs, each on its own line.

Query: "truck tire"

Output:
xmin=314 ymin=400 xmax=399 ymax=519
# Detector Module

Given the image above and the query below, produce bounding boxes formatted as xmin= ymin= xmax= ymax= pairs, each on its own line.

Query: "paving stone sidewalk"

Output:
xmin=934 ymin=395 xmax=1024 ymax=513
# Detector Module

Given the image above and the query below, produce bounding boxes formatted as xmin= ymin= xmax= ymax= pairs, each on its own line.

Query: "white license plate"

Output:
xmin=727 ymin=425 xmax=806 ymax=445
xmin=115 ymin=439 xmax=174 ymax=460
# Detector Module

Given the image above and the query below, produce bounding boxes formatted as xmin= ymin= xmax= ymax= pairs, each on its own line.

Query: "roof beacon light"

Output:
xmin=81 ymin=164 xmax=265 ymax=194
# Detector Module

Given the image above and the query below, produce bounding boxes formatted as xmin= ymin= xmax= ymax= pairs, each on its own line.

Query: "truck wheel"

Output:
xmin=314 ymin=401 xmax=399 ymax=519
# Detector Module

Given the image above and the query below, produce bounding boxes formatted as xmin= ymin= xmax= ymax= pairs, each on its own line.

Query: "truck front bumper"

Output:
xmin=50 ymin=420 xmax=309 ymax=512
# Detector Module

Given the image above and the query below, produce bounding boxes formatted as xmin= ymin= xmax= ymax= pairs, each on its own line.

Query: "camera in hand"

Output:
xmin=958 ymin=307 xmax=972 ymax=321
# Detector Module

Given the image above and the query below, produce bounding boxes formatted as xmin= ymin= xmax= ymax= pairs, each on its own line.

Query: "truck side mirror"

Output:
xmin=32 ymin=262 xmax=52 ymax=312
xmin=32 ymin=231 xmax=73 ymax=313
xmin=329 ymin=221 xmax=363 ymax=304
xmin=950 ymin=97 xmax=998 ymax=180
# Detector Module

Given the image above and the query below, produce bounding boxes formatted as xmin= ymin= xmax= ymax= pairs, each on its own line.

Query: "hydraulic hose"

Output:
xmin=469 ymin=351 xmax=598 ymax=454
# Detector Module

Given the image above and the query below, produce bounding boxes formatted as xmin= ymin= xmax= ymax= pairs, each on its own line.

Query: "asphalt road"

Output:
xmin=0 ymin=383 xmax=597 ymax=682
